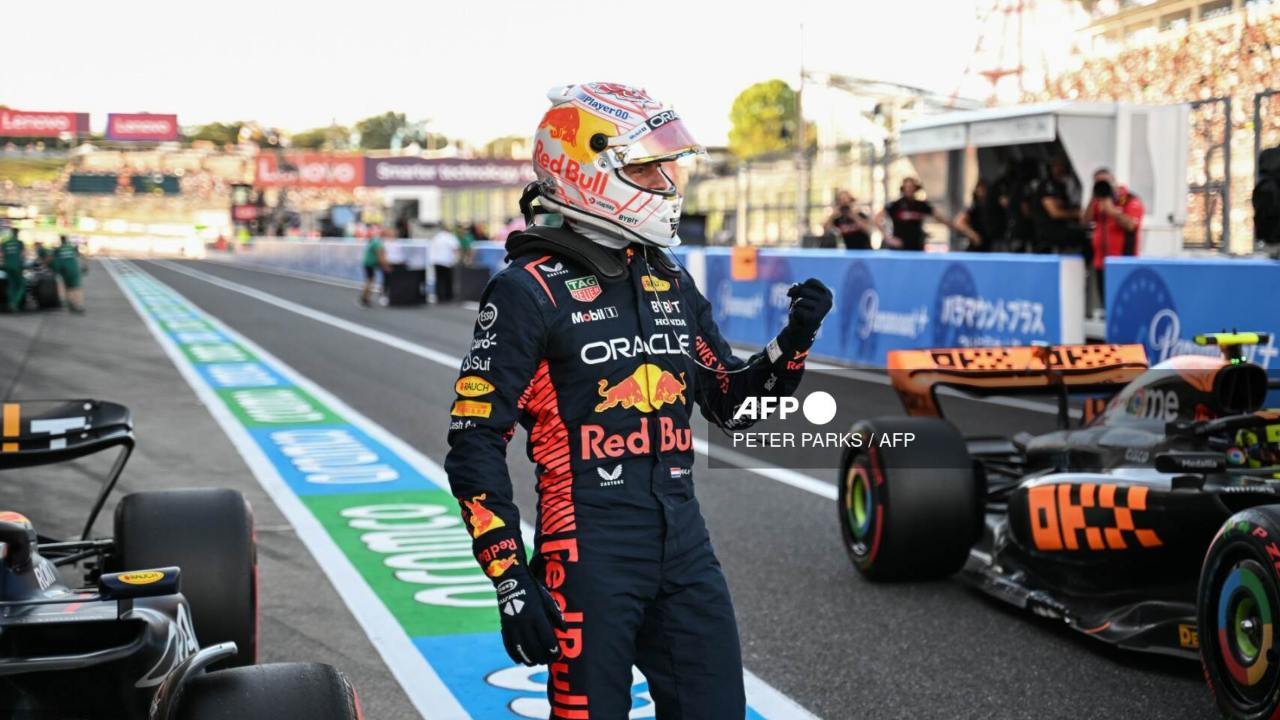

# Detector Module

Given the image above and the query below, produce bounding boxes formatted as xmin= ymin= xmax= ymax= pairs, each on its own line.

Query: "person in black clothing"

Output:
xmin=875 ymin=177 xmax=978 ymax=251
xmin=1031 ymin=156 xmax=1086 ymax=254
xmin=824 ymin=190 xmax=875 ymax=250
xmin=1253 ymin=146 xmax=1280 ymax=251
xmin=445 ymin=82 xmax=833 ymax=719
xmin=954 ymin=179 xmax=995 ymax=251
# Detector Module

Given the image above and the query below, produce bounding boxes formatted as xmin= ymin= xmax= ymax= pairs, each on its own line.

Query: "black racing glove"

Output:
xmin=497 ymin=569 xmax=566 ymax=666
xmin=780 ymin=278 xmax=833 ymax=353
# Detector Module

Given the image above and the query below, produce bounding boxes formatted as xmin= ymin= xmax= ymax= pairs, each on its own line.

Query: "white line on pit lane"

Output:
xmin=135 ymin=259 xmax=823 ymax=720
xmin=148 ymin=259 xmax=841 ymax=499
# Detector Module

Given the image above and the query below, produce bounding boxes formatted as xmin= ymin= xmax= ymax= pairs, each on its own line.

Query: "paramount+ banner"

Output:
xmin=1105 ymin=256 xmax=1280 ymax=381
xmin=0 ymin=109 xmax=89 ymax=138
xmin=702 ymin=248 xmax=1076 ymax=367
xmin=106 ymin=113 xmax=179 ymax=142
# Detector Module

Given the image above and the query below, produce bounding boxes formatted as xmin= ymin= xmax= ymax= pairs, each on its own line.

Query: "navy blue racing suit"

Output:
xmin=444 ymin=236 xmax=810 ymax=718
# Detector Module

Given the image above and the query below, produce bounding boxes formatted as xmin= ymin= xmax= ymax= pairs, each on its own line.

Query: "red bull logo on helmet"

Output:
xmin=539 ymin=106 xmax=580 ymax=146
xmin=534 ymin=140 xmax=609 ymax=196
xmin=595 ymin=364 xmax=687 ymax=413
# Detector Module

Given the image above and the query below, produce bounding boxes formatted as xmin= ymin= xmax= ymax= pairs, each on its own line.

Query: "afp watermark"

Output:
xmin=726 ymin=391 xmax=917 ymax=451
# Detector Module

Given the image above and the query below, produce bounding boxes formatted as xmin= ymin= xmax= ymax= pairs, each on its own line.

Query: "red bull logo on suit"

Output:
xmin=594 ymin=364 xmax=687 ymax=412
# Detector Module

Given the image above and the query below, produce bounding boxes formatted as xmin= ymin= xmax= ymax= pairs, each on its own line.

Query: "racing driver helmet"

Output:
xmin=531 ymin=82 xmax=705 ymax=248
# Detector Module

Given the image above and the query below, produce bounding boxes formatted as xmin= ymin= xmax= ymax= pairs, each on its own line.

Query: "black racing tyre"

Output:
xmin=838 ymin=416 xmax=981 ymax=580
xmin=115 ymin=488 xmax=257 ymax=668
xmin=176 ymin=663 xmax=362 ymax=720
xmin=1198 ymin=506 xmax=1280 ymax=720
xmin=34 ymin=274 xmax=58 ymax=309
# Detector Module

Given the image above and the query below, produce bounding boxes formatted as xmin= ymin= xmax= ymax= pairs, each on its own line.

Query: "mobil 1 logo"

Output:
xmin=571 ymin=306 xmax=619 ymax=325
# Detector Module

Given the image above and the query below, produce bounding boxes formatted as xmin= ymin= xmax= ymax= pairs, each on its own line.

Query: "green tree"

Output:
xmin=727 ymin=80 xmax=814 ymax=161
xmin=290 ymin=125 xmax=349 ymax=150
xmin=188 ymin=121 xmax=244 ymax=146
xmin=355 ymin=111 xmax=412 ymax=150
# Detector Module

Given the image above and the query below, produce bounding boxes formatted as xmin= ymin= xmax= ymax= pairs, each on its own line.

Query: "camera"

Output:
xmin=1092 ymin=179 xmax=1114 ymax=199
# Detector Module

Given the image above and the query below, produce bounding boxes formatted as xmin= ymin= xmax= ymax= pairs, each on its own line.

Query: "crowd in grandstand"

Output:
xmin=1042 ymin=3 xmax=1280 ymax=247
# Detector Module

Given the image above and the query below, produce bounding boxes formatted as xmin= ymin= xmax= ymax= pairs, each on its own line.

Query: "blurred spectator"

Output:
xmin=824 ymin=190 xmax=875 ymax=250
xmin=494 ymin=216 xmax=526 ymax=244
xmin=1083 ymin=168 xmax=1144 ymax=304
xmin=2 ymin=228 xmax=24 ymax=312
xmin=51 ymin=235 xmax=84 ymax=314
xmin=360 ymin=227 xmax=391 ymax=308
xmin=954 ymin=179 xmax=997 ymax=251
xmin=1031 ymin=156 xmax=1084 ymax=254
xmin=457 ymin=224 xmax=476 ymax=264
xmin=1254 ymin=146 xmax=1280 ymax=250
xmin=33 ymin=241 xmax=50 ymax=266
xmin=429 ymin=224 xmax=461 ymax=303
xmin=875 ymin=178 xmax=979 ymax=251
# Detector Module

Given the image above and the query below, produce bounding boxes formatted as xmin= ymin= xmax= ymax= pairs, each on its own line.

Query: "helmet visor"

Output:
xmin=611 ymin=110 xmax=704 ymax=166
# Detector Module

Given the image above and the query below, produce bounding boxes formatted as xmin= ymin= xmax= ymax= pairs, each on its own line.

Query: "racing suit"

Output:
xmin=444 ymin=234 xmax=812 ymax=718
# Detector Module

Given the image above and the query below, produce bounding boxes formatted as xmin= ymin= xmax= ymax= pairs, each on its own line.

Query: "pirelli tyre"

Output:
xmin=1198 ymin=507 xmax=1280 ymax=720
xmin=177 ymin=663 xmax=362 ymax=720
xmin=838 ymin=416 xmax=981 ymax=580
xmin=115 ymin=488 xmax=257 ymax=669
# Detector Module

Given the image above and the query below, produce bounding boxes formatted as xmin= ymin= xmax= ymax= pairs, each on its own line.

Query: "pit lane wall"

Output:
xmin=699 ymin=248 xmax=1083 ymax=366
xmin=1105 ymin=256 xmax=1280 ymax=371
xmin=221 ymin=238 xmax=429 ymax=285
xmin=219 ymin=239 xmax=1086 ymax=366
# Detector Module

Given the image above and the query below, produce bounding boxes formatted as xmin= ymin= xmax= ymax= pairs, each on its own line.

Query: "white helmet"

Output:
xmin=531 ymin=82 xmax=704 ymax=248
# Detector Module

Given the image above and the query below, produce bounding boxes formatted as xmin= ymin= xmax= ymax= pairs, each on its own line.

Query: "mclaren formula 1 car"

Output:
xmin=0 ymin=400 xmax=362 ymax=720
xmin=838 ymin=333 xmax=1280 ymax=719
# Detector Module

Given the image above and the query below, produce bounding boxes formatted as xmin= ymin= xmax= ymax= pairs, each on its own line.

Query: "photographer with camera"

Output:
xmin=1082 ymin=167 xmax=1143 ymax=307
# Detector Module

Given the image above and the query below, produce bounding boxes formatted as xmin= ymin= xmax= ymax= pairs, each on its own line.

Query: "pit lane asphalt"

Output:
xmin=16 ymin=256 xmax=1215 ymax=719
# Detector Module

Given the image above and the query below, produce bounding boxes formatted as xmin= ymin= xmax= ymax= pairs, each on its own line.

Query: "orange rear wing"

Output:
xmin=887 ymin=344 xmax=1149 ymax=418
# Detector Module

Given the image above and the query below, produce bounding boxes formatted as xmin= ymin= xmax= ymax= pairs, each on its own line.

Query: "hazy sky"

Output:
xmin=1 ymin=1 xmax=1080 ymax=146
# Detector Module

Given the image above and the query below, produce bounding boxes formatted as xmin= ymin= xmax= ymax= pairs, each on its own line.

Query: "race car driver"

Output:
xmin=444 ymin=82 xmax=833 ymax=719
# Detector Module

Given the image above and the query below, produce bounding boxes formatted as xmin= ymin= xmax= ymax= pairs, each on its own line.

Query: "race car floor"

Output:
xmin=0 ymin=257 xmax=1217 ymax=719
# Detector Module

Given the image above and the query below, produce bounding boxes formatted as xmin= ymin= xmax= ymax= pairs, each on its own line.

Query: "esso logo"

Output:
xmin=495 ymin=579 xmax=518 ymax=594
xmin=477 ymin=303 xmax=498 ymax=330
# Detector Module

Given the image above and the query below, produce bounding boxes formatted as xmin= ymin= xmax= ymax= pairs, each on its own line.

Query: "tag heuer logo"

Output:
xmin=565 ymin=276 xmax=602 ymax=302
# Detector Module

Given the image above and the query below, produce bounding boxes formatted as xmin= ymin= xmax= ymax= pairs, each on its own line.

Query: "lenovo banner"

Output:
xmin=364 ymin=157 xmax=535 ymax=188
xmin=106 ymin=113 xmax=179 ymax=142
xmin=0 ymin=110 xmax=89 ymax=138
xmin=254 ymin=153 xmax=365 ymax=189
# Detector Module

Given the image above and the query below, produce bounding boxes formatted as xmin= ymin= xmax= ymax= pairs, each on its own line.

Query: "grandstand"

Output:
xmin=1044 ymin=0 xmax=1280 ymax=252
